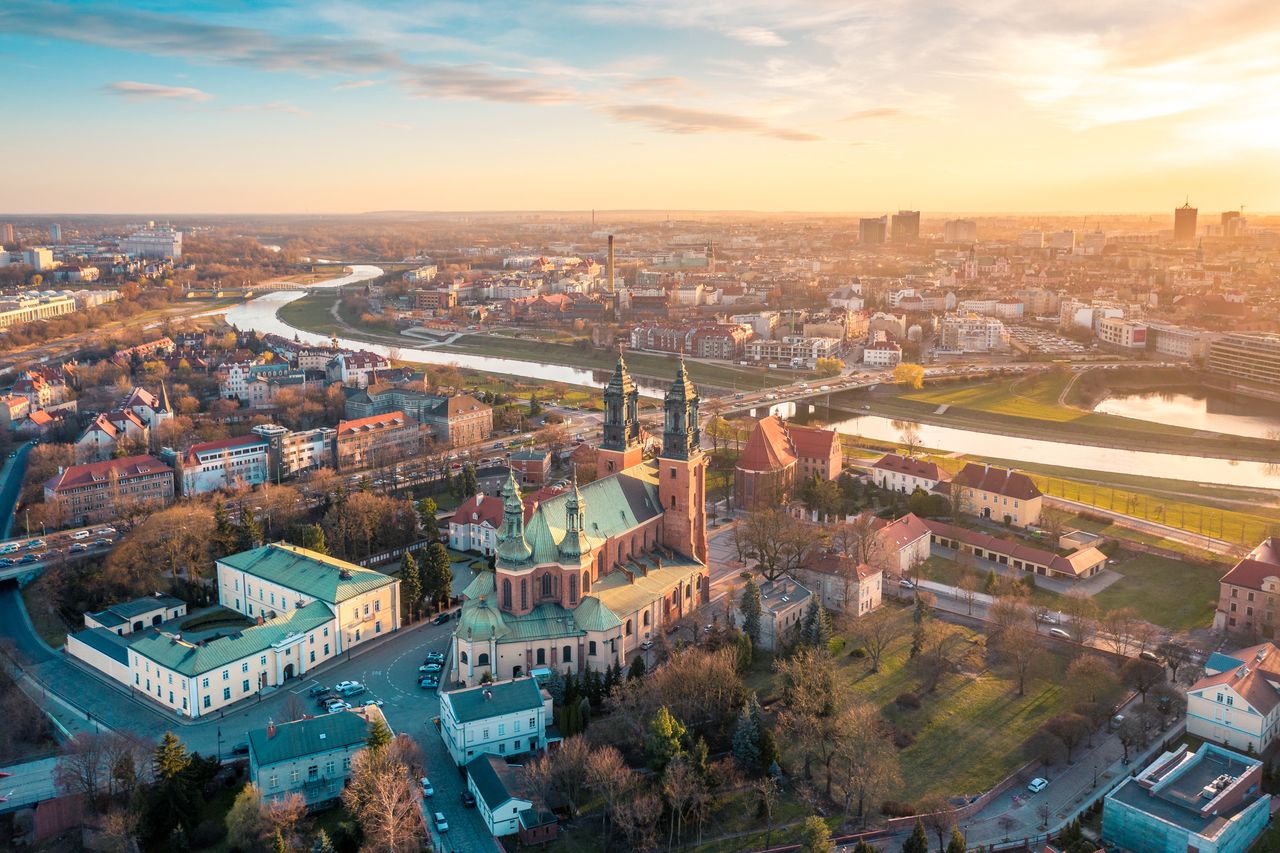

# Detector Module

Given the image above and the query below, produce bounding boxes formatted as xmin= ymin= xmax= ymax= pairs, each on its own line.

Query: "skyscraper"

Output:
xmin=858 ymin=216 xmax=887 ymax=245
xmin=1 ymin=223 xmax=13 ymax=245
xmin=1174 ymin=201 xmax=1198 ymax=243
xmin=890 ymin=210 xmax=920 ymax=241
xmin=1221 ymin=210 xmax=1245 ymax=237
xmin=49 ymin=223 xmax=62 ymax=243
xmin=943 ymin=219 xmax=977 ymax=243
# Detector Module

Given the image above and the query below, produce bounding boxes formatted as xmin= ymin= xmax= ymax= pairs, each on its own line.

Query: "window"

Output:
xmin=325 ymin=760 xmax=335 ymax=775
xmin=498 ymin=723 xmax=506 ymax=736
xmin=268 ymin=775 xmax=278 ymax=788
xmin=223 ymin=687 xmax=231 ymax=700
xmin=521 ymin=579 xmax=528 ymax=610
xmin=310 ymin=651 xmax=315 ymax=663
xmin=222 ymin=670 xmax=229 ymax=680
xmin=1250 ymin=592 xmax=1256 ymax=601
xmin=483 ymin=729 xmax=489 ymax=739
xmin=374 ymin=600 xmax=381 ymax=612
xmin=626 ymin=619 xmax=633 ymax=636
xmin=202 ymin=677 xmax=209 ymax=688
xmin=243 ymin=679 xmax=250 ymax=692
xmin=290 ymin=770 xmax=300 ymax=783
xmin=563 ymin=644 xmax=572 ymax=663
xmin=541 ymin=573 xmax=552 ymax=597
xmin=583 ymin=570 xmax=590 ymax=593
xmin=261 ymin=655 xmax=267 ymax=665
xmin=589 ymin=641 xmax=597 ymax=656
xmin=643 ymin=612 xmax=650 ymax=627
xmin=503 ymin=579 xmax=512 ymax=609
xmin=324 ymin=643 xmax=330 ymax=655
xmin=203 ymin=695 xmax=211 ymax=708
xmin=460 ymin=651 xmax=468 ymax=664
xmin=375 ymin=621 xmax=382 ymax=634
xmin=529 ymin=716 xmax=536 ymax=729
xmin=478 ymin=653 xmax=490 ymax=666
xmin=242 ymin=662 xmax=249 ymax=673
xmin=536 ymin=648 xmax=545 ymax=665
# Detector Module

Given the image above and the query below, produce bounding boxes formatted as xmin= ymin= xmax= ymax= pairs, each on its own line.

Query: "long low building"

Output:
xmin=923 ymin=518 xmax=1106 ymax=580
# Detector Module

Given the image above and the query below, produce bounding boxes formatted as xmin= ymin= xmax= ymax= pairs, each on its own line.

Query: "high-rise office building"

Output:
xmin=1221 ymin=210 xmax=1246 ymax=237
xmin=890 ymin=210 xmax=920 ymax=241
xmin=858 ymin=216 xmax=887 ymax=245
xmin=943 ymin=219 xmax=977 ymax=243
xmin=49 ymin=223 xmax=62 ymax=243
xmin=1174 ymin=201 xmax=1198 ymax=243
xmin=121 ymin=225 xmax=182 ymax=259
xmin=1 ymin=224 xmax=13 ymax=245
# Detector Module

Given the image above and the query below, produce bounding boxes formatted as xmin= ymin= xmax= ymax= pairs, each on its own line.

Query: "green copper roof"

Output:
xmin=219 ymin=543 xmax=397 ymax=604
xmin=446 ymin=677 xmax=544 ymax=724
xmin=515 ymin=460 xmax=663 ymax=565
xmin=592 ymin=553 xmax=704 ymax=618
xmin=248 ymin=710 xmax=372 ymax=767
xmin=129 ymin=600 xmax=334 ymax=676
xmin=466 ymin=755 xmax=530 ymax=813
xmin=457 ymin=597 xmax=511 ymax=641
xmin=461 ymin=571 xmax=496 ymax=601
xmin=571 ymin=596 xmax=622 ymax=632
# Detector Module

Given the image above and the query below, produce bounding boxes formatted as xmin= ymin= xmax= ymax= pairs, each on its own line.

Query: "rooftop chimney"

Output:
xmin=606 ymin=235 xmax=615 ymax=292
xmin=267 ymin=719 xmax=276 ymax=738
xmin=483 ymin=689 xmax=493 ymax=701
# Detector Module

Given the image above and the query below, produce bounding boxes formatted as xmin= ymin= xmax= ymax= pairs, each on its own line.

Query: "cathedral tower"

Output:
xmin=598 ymin=351 xmax=643 ymax=478
xmin=657 ymin=358 xmax=708 ymax=567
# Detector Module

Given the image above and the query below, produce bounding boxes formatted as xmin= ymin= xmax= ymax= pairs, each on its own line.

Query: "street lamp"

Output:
xmin=216 ymin=726 xmax=222 ymax=761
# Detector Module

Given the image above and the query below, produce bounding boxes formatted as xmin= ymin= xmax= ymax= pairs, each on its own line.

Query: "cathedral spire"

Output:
xmin=661 ymin=356 xmax=700 ymax=460
xmin=495 ymin=469 xmax=532 ymax=565
xmin=559 ymin=471 xmax=589 ymax=559
xmin=601 ymin=349 xmax=640 ymax=453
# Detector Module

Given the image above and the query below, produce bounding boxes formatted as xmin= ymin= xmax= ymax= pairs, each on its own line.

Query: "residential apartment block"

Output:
xmin=249 ymin=707 xmax=388 ymax=807
xmin=1207 ymin=333 xmax=1280 ymax=390
xmin=870 ymin=453 xmax=951 ymax=495
xmin=1188 ymin=643 xmax=1280 ymax=754
xmin=951 ymin=462 xmax=1043 ymax=527
xmin=744 ymin=335 xmax=840 ymax=369
xmin=334 ymin=411 xmax=425 ymax=471
xmin=344 ymin=385 xmax=491 ymax=447
xmin=171 ymin=434 xmax=271 ymax=494
xmin=44 ymin=455 xmax=175 ymax=525
xmin=439 ymin=678 xmax=554 ymax=766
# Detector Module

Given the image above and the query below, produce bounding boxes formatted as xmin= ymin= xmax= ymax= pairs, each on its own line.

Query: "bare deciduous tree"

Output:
xmin=849 ymin=608 xmax=907 ymax=672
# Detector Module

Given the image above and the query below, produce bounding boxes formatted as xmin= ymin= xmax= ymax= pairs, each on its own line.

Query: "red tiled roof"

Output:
xmin=952 ymin=463 xmax=1041 ymax=500
xmin=445 ymin=394 xmax=488 ymax=416
xmin=46 ymin=454 xmax=173 ymax=493
xmin=454 ymin=493 xmax=504 ymax=528
xmin=1192 ymin=643 xmax=1280 ymax=716
xmin=737 ymin=415 xmax=797 ymax=472
xmin=923 ymin=519 xmax=1104 ymax=578
xmin=1220 ymin=559 xmax=1280 ymax=591
xmin=803 ymin=549 xmax=880 ymax=581
xmin=788 ymin=424 xmax=839 ymax=461
xmin=876 ymin=512 xmax=930 ymax=551
xmin=337 ymin=411 xmax=413 ymax=435
xmin=872 ymin=453 xmax=949 ymax=482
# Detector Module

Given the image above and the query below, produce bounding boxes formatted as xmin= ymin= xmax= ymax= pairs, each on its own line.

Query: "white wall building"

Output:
xmin=121 ymin=226 xmax=182 ymax=259
xmin=439 ymin=678 xmax=553 ymax=766
xmin=176 ymin=435 xmax=271 ymax=494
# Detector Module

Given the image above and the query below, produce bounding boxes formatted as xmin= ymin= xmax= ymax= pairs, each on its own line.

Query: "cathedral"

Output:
xmin=452 ymin=354 xmax=710 ymax=685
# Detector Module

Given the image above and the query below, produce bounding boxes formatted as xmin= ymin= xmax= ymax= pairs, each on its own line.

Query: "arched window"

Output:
xmin=563 ymin=644 xmax=572 ymax=663
xmin=502 ymin=578 xmax=512 ymax=610
xmin=582 ymin=571 xmax=590 ymax=593
xmin=643 ymin=611 xmax=650 ymax=627
xmin=541 ymin=573 xmax=552 ymax=597
xmin=568 ymin=574 xmax=578 ymax=604
xmin=536 ymin=648 xmax=546 ymax=665
xmin=685 ymin=583 xmax=692 ymax=600
xmin=459 ymin=650 xmax=468 ymax=664
xmin=520 ymin=579 xmax=527 ymax=610
xmin=625 ymin=619 xmax=633 ymax=636
xmin=478 ymin=653 xmax=490 ymax=666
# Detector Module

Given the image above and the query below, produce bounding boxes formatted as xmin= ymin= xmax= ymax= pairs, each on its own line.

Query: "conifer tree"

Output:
xmin=400 ymin=552 xmax=422 ymax=621
xmin=740 ymin=577 xmax=763 ymax=646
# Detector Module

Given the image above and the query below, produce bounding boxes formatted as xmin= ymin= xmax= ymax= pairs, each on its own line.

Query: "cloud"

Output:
xmin=842 ymin=107 xmax=900 ymax=120
xmin=230 ymin=101 xmax=309 ymax=116
xmin=727 ymin=26 xmax=787 ymax=47
xmin=333 ymin=79 xmax=379 ymax=90
xmin=102 ymin=80 xmax=213 ymax=101
xmin=603 ymin=103 xmax=821 ymax=141
xmin=409 ymin=65 xmax=576 ymax=104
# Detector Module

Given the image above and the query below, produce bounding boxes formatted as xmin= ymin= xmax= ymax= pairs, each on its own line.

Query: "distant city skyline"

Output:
xmin=3 ymin=0 xmax=1278 ymax=213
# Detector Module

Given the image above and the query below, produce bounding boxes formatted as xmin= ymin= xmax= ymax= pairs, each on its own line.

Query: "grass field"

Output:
xmin=904 ymin=372 xmax=1079 ymax=422
xmin=747 ymin=608 xmax=1074 ymax=803
xmin=276 ymin=290 xmax=344 ymax=336
xmin=1092 ymin=553 xmax=1221 ymax=631
xmin=20 ymin=577 xmax=69 ymax=649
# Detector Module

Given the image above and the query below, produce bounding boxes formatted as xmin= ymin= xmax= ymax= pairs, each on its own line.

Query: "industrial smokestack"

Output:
xmin=606 ymin=234 xmax=615 ymax=292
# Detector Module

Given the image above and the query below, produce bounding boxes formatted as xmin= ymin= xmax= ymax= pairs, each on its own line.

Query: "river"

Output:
xmin=222 ymin=266 xmax=1279 ymax=490
xmin=219 ymin=265 xmax=672 ymax=396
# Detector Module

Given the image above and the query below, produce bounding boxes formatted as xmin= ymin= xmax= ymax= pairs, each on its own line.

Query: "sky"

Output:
xmin=2 ymin=0 xmax=1279 ymax=214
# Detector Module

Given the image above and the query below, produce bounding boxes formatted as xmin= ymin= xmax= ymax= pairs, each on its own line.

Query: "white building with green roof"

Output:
xmin=70 ymin=543 xmax=400 ymax=719
xmin=452 ymin=355 xmax=710 ymax=686
xmin=249 ymin=706 xmax=388 ymax=807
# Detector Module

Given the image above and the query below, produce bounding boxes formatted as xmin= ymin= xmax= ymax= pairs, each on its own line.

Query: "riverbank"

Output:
xmin=276 ymin=288 xmax=802 ymax=392
xmin=834 ymin=382 xmax=1280 ymax=463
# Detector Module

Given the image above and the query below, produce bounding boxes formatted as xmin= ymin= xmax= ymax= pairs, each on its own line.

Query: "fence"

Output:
xmin=359 ymin=538 xmax=435 ymax=568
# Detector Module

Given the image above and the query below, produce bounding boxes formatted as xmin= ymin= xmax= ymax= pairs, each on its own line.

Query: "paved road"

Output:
xmin=1045 ymin=494 xmax=1244 ymax=558
xmin=0 ymin=441 xmax=32 ymax=539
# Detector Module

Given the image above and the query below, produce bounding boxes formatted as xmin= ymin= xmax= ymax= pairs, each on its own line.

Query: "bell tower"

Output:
xmin=598 ymin=350 xmax=643 ymax=478
xmin=658 ymin=358 xmax=707 ymax=565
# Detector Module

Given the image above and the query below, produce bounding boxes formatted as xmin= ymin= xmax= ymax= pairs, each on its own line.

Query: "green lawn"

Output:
xmin=1092 ymin=553 xmax=1222 ymax=632
xmin=904 ymin=373 xmax=1079 ymax=423
xmin=276 ymin=290 xmax=344 ymax=336
xmin=20 ymin=576 xmax=70 ymax=650
xmin=748 ymin=609 xmax=1074 ymax=804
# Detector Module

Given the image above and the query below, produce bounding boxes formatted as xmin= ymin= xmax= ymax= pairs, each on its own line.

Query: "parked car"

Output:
xmin=308 ymin=684 xmax=330 ymax=697
xmin=1139 ymin=650 xmax=1162 ymax=663
xmin=231 ymin=742 xmax=250 ymax=756
xmin=92 ymin=527 xmax=117 ymax=536
xmin=419 ymin=675 xmax=439 ymax=689
xmin=0 ymin=558 xmax=15 ymax=567
xmin=334 ymin=680 xmax=361 ymax=693
xmin=898 ymin=578 xmax=916 ymax=589
xmin=70 ymin=543 xmax=88 ymax=553
xmin=419 ymin=663 xmax=442 ymax=674
xmin=460 ymin=790 xmax=476 ymax=807
xmin=0 ymin=542 xmax=19 ymax=554
xmin=19 ymin=553 xmax=41 ymax=564
xmin=1027 ymin=777 xmax=1049 ymax=794
xmin=93 ymin=538 xmax=113 ymax=547
xmin=71 ymin=530 xmax=90 ymax=540
xmin=424 ymin=651 xmax=445 ymax=664
xmin=433 ymin=813 xmax=448 ymax=833
xmin=1035 ymin=611 xmax=1060 ymax=624
xmin=640 ymin=639 xmax=654 ymax=650
xmin=338 ymin=683 xmax=366 ymax=697
xmin=1047 ymin=627 xmax=1071 ymax=640
xmin=26 ymin=539 xmax=46 ymax=550
xmin=433 ymin=612 xmax=451 ymax=625
xmin=420 ymin=777 xmax=434 ymax=798
xmin=325 ymin=700 xmax=351 ymax=713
